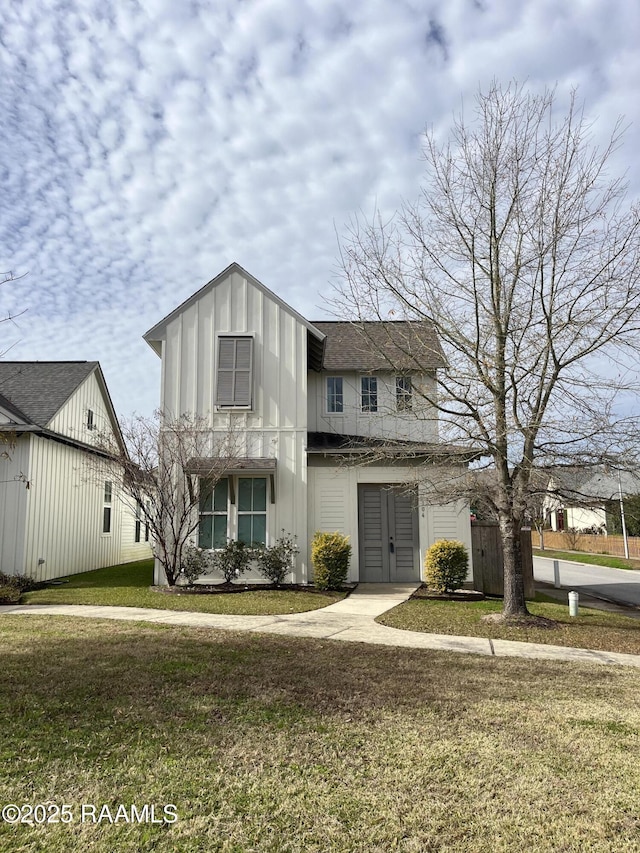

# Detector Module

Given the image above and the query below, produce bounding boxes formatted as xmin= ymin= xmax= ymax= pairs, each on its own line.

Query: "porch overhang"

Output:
xmin=187 ymin=457 xmax=277 ymax=503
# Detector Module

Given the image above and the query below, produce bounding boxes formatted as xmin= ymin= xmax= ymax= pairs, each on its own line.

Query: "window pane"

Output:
xmin=135 ymin=520 xmax=141 ymax=543
xmin=213 ymin=479 xmax=228 ymax=512
xmin=104 ymin=481 xmax=112 ymax=503
xmin=238 ymin=478 xmax=253 ymax=511
xmin=252 ymin=514 xmax=266 ymax=545
xmin=327 ymin=377 xmax=343 ymax=413
xmin=237 ymin=514 xmax=252 ymax=545
xmin=252 ymin=478 xmax=267 ymax=511
xmin=361 ymin=376 xmax=378 ymax=412
xmin=213 ymin=515 xmax=228 ymax=548
xmin=103 ymin=506 xmax=111 ymax=534
xmin=198 ymin=516 xmax=213 ymax=549
xmin=200 ymin=480 xmax=213 ymax=512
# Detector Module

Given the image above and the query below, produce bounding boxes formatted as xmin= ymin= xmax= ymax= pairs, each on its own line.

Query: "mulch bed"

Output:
xmin=152 ymin=582 xmax=358 ymax=596
xmin=410 ymin=584 xmax=485 ymax=602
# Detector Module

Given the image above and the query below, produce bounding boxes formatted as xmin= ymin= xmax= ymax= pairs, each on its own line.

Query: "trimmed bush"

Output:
xmin=0 ymin=571 xmax=38 ymax=593
xmin=208 ymin=539 xmax=252 ymax=584
xmin=311 ymin=531 xmax=351 ymax=590
xmin=0 ymin=583 xmax=21 ymax=604
xmin=255 ymin=531 xmax=298 ymax=586
xmin=179 ymin=544 xmax=208 ymax=585
xmin=424 ymin=539 xmax=469 ymax=593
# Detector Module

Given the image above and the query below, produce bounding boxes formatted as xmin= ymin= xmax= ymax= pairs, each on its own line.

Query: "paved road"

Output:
xmin=534 ymin=556 xmax=640 ymax=608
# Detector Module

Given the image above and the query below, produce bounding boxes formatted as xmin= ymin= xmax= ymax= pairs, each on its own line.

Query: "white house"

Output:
xmin=143 ymin=263 xmax=474 ymax=585
xmin=0 ymin=361 xmax=152 ymax=581
xmin=544 ymin=467 xmax=640 ymax=533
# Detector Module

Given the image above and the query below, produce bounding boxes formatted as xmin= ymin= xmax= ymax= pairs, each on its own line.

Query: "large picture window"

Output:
xmin=237 ymin=477 xmax=267 ymax=545
xmin=199 ymin=478 xmax=229 ymax=549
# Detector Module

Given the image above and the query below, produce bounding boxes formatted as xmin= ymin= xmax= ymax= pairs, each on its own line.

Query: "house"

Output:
xmin=143 ymin=263 xmax=474 ymax=585
xmin=544 ymin=467 xmax=640 ymax=533
xmin=0 ymin=361 xmax=152 ymax=581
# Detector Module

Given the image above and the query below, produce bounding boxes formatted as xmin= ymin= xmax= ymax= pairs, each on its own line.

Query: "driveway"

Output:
xmin=534 ymin=556 xmax=640 ymax=608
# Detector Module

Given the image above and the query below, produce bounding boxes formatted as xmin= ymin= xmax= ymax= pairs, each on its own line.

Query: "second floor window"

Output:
xmin=361 ymin=376 xmax=378 ymax=412
xmin=396 ymin=376 xmax=412 ymax=411
xmin=216 ymin=337 xmax=253 ymax=407
xmin=87 ymin=409 xmax=95 ymax=430
xmin=326 ymin=377 xmax=344 ymax=413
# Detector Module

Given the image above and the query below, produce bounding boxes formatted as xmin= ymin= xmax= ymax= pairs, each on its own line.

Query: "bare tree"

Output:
xmin=1 ymin=270 xmax=27 ymax=357
xmin=96 ymin=411 xmax=244 ymax=586
xmin=333 ymin=81 xmax=640 ymax=620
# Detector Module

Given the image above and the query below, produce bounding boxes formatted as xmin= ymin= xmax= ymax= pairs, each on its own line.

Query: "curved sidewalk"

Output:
xmin=2 ymin=583 xmax=640 ymax=669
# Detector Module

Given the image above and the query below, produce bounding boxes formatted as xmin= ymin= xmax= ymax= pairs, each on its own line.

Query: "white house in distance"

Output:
xmin=544 ymin=467 xmax=640 ymax=533
xmin=143 ymin=263 xmax=474 ymax=585
xmin=0 ymin=361 xmax=152 ymax=581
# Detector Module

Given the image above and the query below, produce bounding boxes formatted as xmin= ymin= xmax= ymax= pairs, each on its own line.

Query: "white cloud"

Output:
xmin=1 ymin=0 xmax=639 ymax=417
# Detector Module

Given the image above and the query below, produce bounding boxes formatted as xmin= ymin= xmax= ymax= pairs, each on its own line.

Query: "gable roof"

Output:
xmin=311 ymin=321 xmax=445 ymax=372
xmin=0 ymin=361 xmax=99 ymax=427
xmin=548 ymin=466 xmax=640 ymax=503
xmin=143 ymin=261 xmax=327 ymax=349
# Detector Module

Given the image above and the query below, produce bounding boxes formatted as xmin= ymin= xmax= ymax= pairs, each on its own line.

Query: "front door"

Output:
xmin=358 ymin=485 xmax=419 ymax=582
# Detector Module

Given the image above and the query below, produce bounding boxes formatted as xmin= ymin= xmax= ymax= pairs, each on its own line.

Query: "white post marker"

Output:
xmin=568 ymin=591 xmax=579 ymax=617
xmin=553 ymin=559 xmax=561 ymax=588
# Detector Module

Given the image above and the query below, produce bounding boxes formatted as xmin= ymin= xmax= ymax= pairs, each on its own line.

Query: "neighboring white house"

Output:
xmin=143 ymin=262 xmax=474 ymax=585
xmin=544 ymin=467 xmax=640 ymax=533
xmin=0 ymin=361 xmax=152 ymax=581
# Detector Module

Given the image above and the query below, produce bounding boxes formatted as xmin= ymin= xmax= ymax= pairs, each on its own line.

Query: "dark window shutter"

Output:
xmin=216 ymin=337 xmax=253 ymax=406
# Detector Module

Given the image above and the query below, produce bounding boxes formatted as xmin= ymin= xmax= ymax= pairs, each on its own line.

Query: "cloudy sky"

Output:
xmin=1 ymin=0 xmax=639 ymax=418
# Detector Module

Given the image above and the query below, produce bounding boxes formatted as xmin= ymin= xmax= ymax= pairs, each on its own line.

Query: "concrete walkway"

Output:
xmin=3 ymin=583 xmax=640 ymax=669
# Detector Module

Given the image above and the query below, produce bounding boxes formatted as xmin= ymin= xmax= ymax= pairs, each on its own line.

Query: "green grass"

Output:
xmin=378 ymin=596 xmax=640 ymax=655
xmin=1 ymin=616 xmax=639 ymax=852
xmin=534 ymin=548 xmax=640 ymax=571
xmin=21 ymin=560 xmax=346 ymax=615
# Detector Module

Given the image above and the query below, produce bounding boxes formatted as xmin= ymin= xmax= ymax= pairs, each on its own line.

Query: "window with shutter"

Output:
xmin=216 ymin=337 xmax=253 ymax=407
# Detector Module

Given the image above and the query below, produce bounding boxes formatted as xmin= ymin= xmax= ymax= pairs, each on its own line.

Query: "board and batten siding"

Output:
xmin=22 ymin=435 xmax=126 ymax=581
xmin=308 ymin=371 xmax=438 ymax=442
xmin=0 ymin=435 xmax=30 ymax=575
xmin=48 ymin=371 xmax=117 ymax=446
xmin=158 ymin=269 xmax=310 ymax=580
xmin=308 ymin=463 xmax=473 ymax=583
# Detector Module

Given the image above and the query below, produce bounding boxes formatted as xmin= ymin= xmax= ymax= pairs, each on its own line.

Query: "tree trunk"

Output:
xmin=499 ymin=515 xmax=530 ymax=617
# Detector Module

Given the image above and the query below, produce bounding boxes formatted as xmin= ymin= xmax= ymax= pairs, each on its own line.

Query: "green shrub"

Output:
xmin=179 ymin=544 xmax=208 ymax=585
xmin=311 ymin=531 xmax=351 ymax=590
xmin=424 ymin=539 xmax=469 ymax=593
xmin=208 ymin=540 xmax=252 ymax=584
xmin=255 ymin=531 xmax=298 ymax=586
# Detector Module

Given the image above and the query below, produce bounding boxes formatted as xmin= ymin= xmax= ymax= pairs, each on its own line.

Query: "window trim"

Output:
xmin=326 ymin=376 xmax=344 ymax=415
xmin=198 ymin=478 xmax=229 ymax=550
xmin=102 ymin=480 xmax=112 ymax=535
xmin=215 ymin=335 xmax=254 ymax=409
xmin=360 ymin=375 xmax=378 ymax=413
xmin=396 ymin=375 xmax=413 ymax=411
xmin=236 ymin=476 xmax=267 ymax=546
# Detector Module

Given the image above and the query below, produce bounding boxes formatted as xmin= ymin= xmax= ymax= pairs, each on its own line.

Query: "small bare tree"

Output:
xmin=97 ymin=411 xmax=244 ymax=586
xmin=333 ymin=81 xmax=640 ymax=621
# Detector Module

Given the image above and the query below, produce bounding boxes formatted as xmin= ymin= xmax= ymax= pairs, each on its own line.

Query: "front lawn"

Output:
xmin=1 ymin=616 xmax=639 ymax=852
xmin=20 ymin=560 xmax=347 ymax=615
xmin=378 ymin=596 xmax=640 ymax=655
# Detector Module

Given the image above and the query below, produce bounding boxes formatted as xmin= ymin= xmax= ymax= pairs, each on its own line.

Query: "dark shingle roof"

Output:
xmin=0 ymin=362 xmax=98 ymax=427
xmin=311 ymin=321 xmax=445 ymax=372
